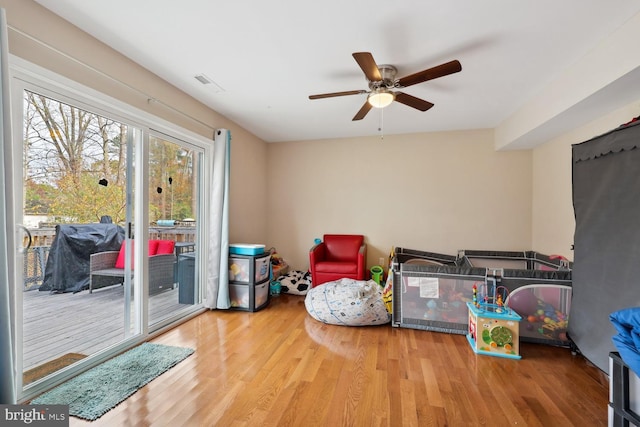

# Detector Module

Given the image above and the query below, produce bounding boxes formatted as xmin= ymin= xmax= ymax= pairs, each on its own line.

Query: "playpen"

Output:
xmin=391 ymin=248 xmax=573 ymax=347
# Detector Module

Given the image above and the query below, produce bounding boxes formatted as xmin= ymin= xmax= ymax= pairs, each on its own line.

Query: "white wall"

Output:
xmin=267 ymin=129 xmax=533 ymax=270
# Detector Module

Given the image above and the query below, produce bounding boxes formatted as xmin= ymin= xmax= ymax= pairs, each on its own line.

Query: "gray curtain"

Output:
xmin=0 ymin=8 xmax=16 ymax=404
xmin=205 ymin=129 xmax=230 ymax=309
xmin=570 ymin=119 xmax=640 ymax=372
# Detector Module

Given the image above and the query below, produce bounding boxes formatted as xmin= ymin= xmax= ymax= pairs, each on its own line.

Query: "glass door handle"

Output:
xmin=18 ymin=224 xmax=32 ymax=253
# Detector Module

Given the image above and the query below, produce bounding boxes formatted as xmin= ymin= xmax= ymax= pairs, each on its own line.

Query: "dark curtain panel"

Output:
xmin=570 ymin=120 xmax=640 ymax=372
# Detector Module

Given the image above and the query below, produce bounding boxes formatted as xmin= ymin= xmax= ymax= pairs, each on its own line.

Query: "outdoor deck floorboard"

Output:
xmin=22 ymin=284 xmax=189 ymax=370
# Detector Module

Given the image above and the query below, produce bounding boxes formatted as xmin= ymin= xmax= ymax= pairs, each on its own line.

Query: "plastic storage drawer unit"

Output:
xmin=228 ymin=250 xmax=271 ymax=312
xmin=229 ymin=279 xmax=270 ymax=312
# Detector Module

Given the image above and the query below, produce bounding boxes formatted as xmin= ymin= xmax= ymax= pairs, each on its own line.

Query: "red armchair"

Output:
xmin=309 ymin=234 xmax=366 ymax=287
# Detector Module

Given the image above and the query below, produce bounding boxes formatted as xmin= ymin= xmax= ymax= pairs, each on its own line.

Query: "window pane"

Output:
xmin=148 ymin=135 xmax=200 ymax=327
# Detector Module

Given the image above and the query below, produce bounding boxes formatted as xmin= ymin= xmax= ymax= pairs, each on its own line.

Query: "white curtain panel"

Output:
xmin=0 ymin=8 xmax=16 ymax=404
xmin=205 ymin=129 xmax=230 ymax=309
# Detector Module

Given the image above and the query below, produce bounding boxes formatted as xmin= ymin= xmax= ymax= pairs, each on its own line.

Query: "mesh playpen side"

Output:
xmin=392 ymin=263 xmax=487 ymax=334
xmin=390 ymin=247 xmax=459 ymax=329
xmin=391 ymin=248 xmax=573 ymax=347
xmin=391 ymin=247 xmax=480 ymax=334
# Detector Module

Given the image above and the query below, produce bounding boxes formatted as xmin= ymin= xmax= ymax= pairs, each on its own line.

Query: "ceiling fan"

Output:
xmin=309 ymin=52 xmax=462 ymax=121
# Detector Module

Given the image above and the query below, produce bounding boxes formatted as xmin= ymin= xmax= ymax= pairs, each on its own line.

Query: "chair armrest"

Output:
xmin=89 ymin=251 xmax=120 ymax=273
xmin=149 ymin=253 xmax=176 ymax=266
xmin=357 ymin=243 xmax=367 ymax=279
xmin=149 ymin=254 xmax=176 ymax=293
xmin=149 ymin=253 xmax=176 ymax=277
xmin=309 ymin=242 xmax=327 ymax=265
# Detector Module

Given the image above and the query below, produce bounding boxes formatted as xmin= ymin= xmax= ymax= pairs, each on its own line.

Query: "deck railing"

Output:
xmin=23 ymin=246 xmax=49 ymax=291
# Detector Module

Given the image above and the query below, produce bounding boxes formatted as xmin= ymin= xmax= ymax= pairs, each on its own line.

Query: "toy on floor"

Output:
xmin=276 ymin=270 xmax=311 ymax=295
xmin=382 ymin=273 xmax=393 ymax=314
xmin=467 ymin=280 xmax=522 ymax=359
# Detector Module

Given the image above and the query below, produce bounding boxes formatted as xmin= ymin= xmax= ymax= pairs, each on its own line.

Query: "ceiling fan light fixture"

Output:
xmin=368 ymin=90 xmax=395 ymax=108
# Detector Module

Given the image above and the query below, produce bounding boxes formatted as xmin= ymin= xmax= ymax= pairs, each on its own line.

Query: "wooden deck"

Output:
xmin=22 ymin=284 xmax=195 ymax=374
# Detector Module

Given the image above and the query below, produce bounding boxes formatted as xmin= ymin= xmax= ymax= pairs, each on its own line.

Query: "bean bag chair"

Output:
xmin=277 ymin=270 xmax=311 ymax=295
xmin=305 ymin=278 xmax=391 ymax=326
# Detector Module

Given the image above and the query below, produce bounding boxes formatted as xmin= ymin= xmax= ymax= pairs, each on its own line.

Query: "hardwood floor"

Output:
xmin=67 ymin=294 xmax=609 ymax=427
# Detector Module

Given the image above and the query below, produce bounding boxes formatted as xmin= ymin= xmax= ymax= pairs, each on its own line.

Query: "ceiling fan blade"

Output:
xmin=394 ymin=92 xmax=434 ymax=112
xmin=352 ymin=101 xmax=373 ymax=121
xmin=352 ymin=52 xmax=382 ymax=82
xmin=309 ymin=90 xmax=366 ymax=100
xmin=397 ymin=60 xmax=462 ymax=88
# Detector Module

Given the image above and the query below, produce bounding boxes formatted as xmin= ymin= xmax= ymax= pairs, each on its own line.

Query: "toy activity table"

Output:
xmin=467 ymin=301 xmax=522 ymax=359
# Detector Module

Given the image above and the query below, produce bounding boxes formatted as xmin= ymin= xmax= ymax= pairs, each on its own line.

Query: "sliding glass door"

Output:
xmin=16 ymin=88 xmax=139 ymax=389
xmin=10 ymin=60 xmax=209 ymax=402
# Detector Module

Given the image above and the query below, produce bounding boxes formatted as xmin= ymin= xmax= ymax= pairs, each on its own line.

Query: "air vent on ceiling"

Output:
xmin=194 ymin=74 xmax=211 ymax=84
xmin=194 ymin=74 xmax=225 ymax=93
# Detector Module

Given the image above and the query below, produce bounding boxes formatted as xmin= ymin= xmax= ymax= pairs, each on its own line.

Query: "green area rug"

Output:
xmin=31 ymin=342 xmax=194 ymax=420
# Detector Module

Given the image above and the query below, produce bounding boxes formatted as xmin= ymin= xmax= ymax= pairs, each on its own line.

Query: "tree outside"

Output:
xmin=23 ymin=90 xmax=196 ymax=225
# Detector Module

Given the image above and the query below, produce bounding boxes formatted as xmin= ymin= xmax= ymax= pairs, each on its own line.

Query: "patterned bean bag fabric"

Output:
xmin=276 ymin=270 xmax=311 ymax=295
xmin=305 ymin=278 xmax=391 ymax=326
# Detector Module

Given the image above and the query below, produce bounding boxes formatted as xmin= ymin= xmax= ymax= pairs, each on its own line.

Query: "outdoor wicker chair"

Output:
xmin=89 ymin=250 xmax=176 ymax=295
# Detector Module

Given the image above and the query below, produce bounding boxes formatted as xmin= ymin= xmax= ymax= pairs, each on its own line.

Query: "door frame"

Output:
xmin=9 ymin=56 xmax=210 ymax=402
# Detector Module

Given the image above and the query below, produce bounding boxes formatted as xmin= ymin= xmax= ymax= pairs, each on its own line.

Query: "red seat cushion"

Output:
xmin=148 ymin=240 xmax=160 ymax=256
xmin=156 ymin=240 xmax=175 ymax=254
xmin=114 ymin=241 xmax=131 ymax=269
xmin=114 ymin=240 xmax=169 ymax=269
xmin=315 ymin=261 xmax=358 ymax=275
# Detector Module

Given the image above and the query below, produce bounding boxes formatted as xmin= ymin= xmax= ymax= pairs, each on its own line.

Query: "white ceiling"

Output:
xmin=33 ymin=0 xmax=640 ymax=145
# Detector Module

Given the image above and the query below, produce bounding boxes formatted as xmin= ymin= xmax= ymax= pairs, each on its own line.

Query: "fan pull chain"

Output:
xmin=378 ymin=107 xmax=384 ymax=140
